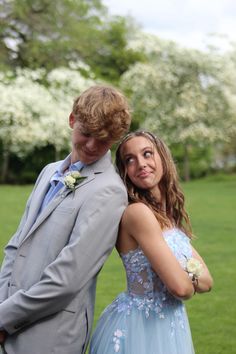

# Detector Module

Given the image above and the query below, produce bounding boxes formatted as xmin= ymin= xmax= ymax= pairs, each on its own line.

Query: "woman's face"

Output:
xmin=121 ymin=136 xmax=164 ymax=198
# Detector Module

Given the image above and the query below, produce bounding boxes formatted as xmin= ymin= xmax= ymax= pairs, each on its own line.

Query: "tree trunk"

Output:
xmin=183 ymin=144 xmax=190 ymax=182
xmin=1 ymin=147 xmax=10 ymax=183
xmin=54 ymin=146 xmax=60 ymax=161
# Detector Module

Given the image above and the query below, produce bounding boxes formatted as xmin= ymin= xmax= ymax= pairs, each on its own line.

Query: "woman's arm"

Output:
xmin=119 ymin=203 xmax=195 ymax=300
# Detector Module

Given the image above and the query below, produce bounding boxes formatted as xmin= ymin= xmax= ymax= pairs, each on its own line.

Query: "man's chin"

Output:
xmin=80 ymin=155 xmax=99 ymax=165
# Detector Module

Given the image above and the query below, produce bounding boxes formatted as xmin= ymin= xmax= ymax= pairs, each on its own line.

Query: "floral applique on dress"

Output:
xmin=113 ymin=329 xmax=125 ymax=352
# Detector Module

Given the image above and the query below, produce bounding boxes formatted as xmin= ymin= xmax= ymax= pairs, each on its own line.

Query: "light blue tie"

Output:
xmin=40 ymin=161 xmax=84 ymax=212
xmin=40 ymin=180 xmax=64 ymax=212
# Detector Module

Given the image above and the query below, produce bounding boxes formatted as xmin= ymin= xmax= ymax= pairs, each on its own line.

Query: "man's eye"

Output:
xmin=81 ymin=131 xmax=91 ymax=137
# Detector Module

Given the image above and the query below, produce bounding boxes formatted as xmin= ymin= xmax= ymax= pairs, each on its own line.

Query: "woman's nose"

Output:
xmin=137 ymin=156 xmax=146 ymax=168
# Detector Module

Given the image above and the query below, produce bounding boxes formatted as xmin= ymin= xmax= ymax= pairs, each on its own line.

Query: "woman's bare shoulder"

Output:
xmin=123 ymin=202 xmax=153 ymax=218
xmin=122 ymin=202 xmax=157 ymax=231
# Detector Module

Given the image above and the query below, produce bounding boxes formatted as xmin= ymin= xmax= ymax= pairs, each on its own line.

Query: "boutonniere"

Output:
xmin=64 ymin=171 xmax=87 ymax=190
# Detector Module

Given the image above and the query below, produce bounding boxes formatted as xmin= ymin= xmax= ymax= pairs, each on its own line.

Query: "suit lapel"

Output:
xmin=18 ymin=165 xmax=58 ymax=241
xmin=19 ymin=150 xmax=112 ymax=245
xmin=81 ymin=150 xmax=112 ymax=176
xmin=19 ymin=173 xmax=95 ymax=246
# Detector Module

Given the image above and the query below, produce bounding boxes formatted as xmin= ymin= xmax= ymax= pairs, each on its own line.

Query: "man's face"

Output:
xmin=69 ymin=114 xmax=113 ymax=165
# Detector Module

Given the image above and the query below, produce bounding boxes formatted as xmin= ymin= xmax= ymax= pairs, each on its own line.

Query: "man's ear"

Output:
xmin=69 ymin=113 xmax=75 ymax=128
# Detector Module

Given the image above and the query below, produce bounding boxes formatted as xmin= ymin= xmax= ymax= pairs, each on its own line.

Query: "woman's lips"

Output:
xmin=137 ymin=170 xmax=150 ymax=178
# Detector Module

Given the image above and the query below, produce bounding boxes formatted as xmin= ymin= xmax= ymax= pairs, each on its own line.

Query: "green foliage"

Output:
xmin=5 ymin=145 xmax=63 ymax=184
xmin=0 ymin=0 xmax=142 ymax=81
xmin=171 ymin=143 xmax=213 ymax=179
xmin=0 ymin=0 xmax=105 ymax=69
xmin=0 ymin=175 xmax=235 ymax=354
xmin=89 ymin=16 xmax=145 ymax=82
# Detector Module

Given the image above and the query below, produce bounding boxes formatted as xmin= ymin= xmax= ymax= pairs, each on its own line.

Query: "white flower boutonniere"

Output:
xmin=64 ymin=171 xmax=86 ymax=190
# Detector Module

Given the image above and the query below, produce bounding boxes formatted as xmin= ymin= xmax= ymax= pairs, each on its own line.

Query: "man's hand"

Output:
xmin=0 ymin=330 xmax=7 ymax=344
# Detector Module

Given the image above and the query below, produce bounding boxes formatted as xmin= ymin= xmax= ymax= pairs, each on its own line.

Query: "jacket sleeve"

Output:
xmin=0 ymin=183 xmax=127 ymax=334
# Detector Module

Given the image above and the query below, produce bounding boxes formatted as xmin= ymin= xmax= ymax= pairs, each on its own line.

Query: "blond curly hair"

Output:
xmin=72 ymin=85 xmax=131 ymax=142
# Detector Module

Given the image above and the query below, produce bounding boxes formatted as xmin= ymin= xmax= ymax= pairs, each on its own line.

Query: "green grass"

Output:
xmin=0 ymin=175 xmax=235 ymax=354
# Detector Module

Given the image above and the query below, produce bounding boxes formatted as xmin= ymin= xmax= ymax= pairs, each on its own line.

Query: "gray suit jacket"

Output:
xmin=0 ymin=151 xmax=127 ymax=354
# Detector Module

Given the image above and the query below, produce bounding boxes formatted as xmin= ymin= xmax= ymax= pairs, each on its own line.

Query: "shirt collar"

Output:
xmin=51 ymin=156 xmax=84 ymax=183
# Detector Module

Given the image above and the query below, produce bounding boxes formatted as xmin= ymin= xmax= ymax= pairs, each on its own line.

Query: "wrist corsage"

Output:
xmin=185 ymin=257 xmax=203 ymax=294
xmin=64 ymin=171 xmax=86 ymax=190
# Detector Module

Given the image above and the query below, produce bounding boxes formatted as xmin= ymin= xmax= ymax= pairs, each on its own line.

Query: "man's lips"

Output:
xmin=83 ymin=149 xmax=98 ymax=157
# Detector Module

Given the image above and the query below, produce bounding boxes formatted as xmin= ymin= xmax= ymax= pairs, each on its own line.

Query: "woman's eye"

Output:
xmin=125 ymin=157 xmax=134 ymax=165
xmin=144 ymin=151 xmax=152 ymax=158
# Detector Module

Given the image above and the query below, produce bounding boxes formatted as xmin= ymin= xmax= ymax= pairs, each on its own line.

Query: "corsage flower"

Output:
xmin=64 ymin=171 xmax=86 ymax=190
xmin=184 ymin=256 xmax=203 ymax=295
xmin=185 ymin=257 xmax=203 ymax=279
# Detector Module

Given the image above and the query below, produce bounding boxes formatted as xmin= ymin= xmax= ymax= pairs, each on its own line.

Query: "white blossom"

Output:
xmin=0 ymin=66 xmax=97 ymax=157
xmin=121 ymin=34 xmax=233 ymax=149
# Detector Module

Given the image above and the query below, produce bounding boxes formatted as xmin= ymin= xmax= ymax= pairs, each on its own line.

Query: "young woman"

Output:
xmin=89 ymin=131 xmax=213 ymax=354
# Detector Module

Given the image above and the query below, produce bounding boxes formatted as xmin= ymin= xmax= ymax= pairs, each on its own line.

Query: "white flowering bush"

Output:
xmin=0 ymin=64 xmax=97 ymax=158
xmin=0 ymin=63 xmax=98 ymax=181
xmin=121 ymin=32 xmax=236 ymax=178
xmin=0 ymin=76 xmax=55 ymax=156
xmin=122 ymin=33 xmax=230 ymax=147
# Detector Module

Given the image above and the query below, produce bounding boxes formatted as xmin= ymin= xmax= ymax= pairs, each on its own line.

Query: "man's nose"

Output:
xmin=86 ymin=137 xmax=98 ymax=151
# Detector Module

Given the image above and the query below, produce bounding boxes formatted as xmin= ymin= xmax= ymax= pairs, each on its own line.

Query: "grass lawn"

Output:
xmin=0 ymin=174 xmax=235 ymax=353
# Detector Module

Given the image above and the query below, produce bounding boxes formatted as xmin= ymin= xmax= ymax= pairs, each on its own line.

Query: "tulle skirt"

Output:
xmin=89 ymin=292 xmax=195 ymax=354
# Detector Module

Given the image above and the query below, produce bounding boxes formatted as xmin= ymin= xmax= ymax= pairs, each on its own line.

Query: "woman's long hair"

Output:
xmin=116 ymin=131 xmax=193 ymax=238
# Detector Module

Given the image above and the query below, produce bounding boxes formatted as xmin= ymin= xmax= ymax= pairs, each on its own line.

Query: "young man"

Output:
xmin=0 ymin=85 xmax=131 ymax=354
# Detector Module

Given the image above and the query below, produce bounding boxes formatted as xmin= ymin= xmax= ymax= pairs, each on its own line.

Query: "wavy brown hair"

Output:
xmin=116 ymin=131 xmax=193 ymax=238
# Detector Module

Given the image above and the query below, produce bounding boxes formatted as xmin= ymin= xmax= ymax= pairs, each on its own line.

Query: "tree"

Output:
xmin=0 ymin=64 xmax=96 ymax=182
xmin=121 ymin=33 xmax=232 ymax=180
xmin=214 ymin=44 xmax=236 ymax=170
xmin=0 ymin=0 xmax=142 ymax=82
xmin=88 ymin=16 xmax=145 ymax=82
xmin=0 ymin=0 xmax=105 ymax=68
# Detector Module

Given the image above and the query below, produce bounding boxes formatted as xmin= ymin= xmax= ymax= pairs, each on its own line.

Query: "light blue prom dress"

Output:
xmin=89 ymin=228 xmax=195 ymax=354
